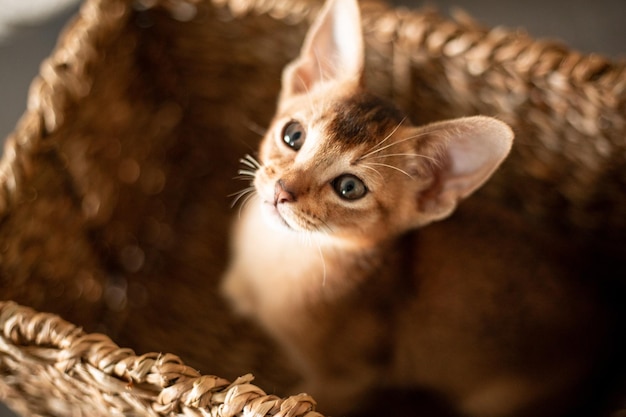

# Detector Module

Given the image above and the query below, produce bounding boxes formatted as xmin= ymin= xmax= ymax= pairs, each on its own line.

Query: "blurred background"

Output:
xmin=1 ymin=0 xmax=625 ymax=145
xmin=0 ymin=0 xmax=624 ymax=416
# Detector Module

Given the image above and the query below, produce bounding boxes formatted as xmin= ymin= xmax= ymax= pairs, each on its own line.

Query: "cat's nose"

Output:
xmin=274 ymin=179 xmax=296 ymax=204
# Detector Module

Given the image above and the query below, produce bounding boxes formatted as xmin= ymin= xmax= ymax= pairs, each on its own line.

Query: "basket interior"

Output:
xmin=1 ymin=0 xmax=626 ymax=415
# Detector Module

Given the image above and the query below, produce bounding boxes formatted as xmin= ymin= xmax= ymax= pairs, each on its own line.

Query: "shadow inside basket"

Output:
xmin=1 ymin=0 xmax=626 ymax=416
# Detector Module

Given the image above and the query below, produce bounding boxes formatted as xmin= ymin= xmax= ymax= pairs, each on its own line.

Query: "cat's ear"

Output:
xmin=281 ymin=0 xmax=364 ymax=99
xmin=414 ymin=116 xmax=514 ymax=223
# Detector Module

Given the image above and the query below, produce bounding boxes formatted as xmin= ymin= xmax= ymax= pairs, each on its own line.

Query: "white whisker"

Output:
xmin=245 ymin=121 xmax=267 ymax=137
xmin=359 ymin=130 xmax=431 ymax=161
xmin=316 ymin=216 xmax=334 ymax=236
xmin=314 ymin=236 xmax=327 ymax=286
xmin=298 ymin=230 xmax=311 ymax=247
xmin=244 ymin=154 xmax=261 ymax=168
xmin=360 ymin=163 xmax=384 ymax=180
xmin=360 ymin=116 xmax=407 ymax=159
xmin=238 ymin=169 xmax=257 ymax=178
xmin=365 ymin=152 xmax=439 ymax=164
xmin=367 ymin=162 xmax=414 ymax=179
xmin=238 ymin=192 xmax=258 ymax=218
xmin=243 ymin=154 xmax=262 ymax=169
xmin=229 ymin=187 xmax=256 ymax=208
xmin=234 ymin=175 xmax=255 ymax=181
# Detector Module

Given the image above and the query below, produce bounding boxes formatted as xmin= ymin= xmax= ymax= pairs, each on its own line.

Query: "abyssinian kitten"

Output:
xmin=221 ymin=0 xmax=612 ymax=415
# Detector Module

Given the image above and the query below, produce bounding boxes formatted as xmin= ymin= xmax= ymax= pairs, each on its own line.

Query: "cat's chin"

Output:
xmin=260 ymin=201 xmax=297 ymax=232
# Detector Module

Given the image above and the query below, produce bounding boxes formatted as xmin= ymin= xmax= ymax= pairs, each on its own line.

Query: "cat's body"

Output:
xmin=221 ymin=0 xmax=615 ymax=415
xmin=225 ymin=195 xmax=609 ymax=416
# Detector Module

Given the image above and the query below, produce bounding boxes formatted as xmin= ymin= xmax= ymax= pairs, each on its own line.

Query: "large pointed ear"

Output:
xmin=280 ymin=0 xmax=364 ymax=99
xmin=416 ymin=116 xmax=514 ymax=223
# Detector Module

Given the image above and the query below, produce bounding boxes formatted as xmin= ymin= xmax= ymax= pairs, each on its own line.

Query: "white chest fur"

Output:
xmin=221 ymin=198 xmax=333 ymax=324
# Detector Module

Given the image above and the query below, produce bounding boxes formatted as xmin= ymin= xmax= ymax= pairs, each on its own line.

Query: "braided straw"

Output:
xmin=0 ymin=0 xmax=625 ymax=415
xmin=0 ymin=0 xmax=130 ymax=213
xmin=358 ymin=1 xmax=626 ymax=252
xmin=0 ymin=301 xmax=321 ymax=417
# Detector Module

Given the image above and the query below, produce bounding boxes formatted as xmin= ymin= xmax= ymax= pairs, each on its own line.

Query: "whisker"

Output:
xmin=316 ymin=216 xmax=334 ymax=236
xmin=242 ymin=154 xmax=262 ymax=169
xmin=229 ymin=187 xmax=256 ymax=208
xmin=359 ymin=130 xmax=431 ymax=161
xmin=298 ymin=229 xmax=311 ymax=247
xmin=238 ymin=192 xmax=258 ymax=218
xmin=238 ymin=169 xmax=257 ymax=178
xmin=234 ymin=175 xmax=255 ymax=181
xmin=367 ymin=162 xmax=414 ymax=179
xmin=239 ymin=159 xmax=258 ymax=170
xmin=313 ymin=235 xmax=327 ymax=287
xmin=228 ymin=186 xmax=255 ymax=198
xmin=360 ymin=116 xmax=407 ymax=158
xmin=245 ymin=120 xmax=267 ymax=137
xmin=364 ymin=152 xmax=439 ymax=164
xmin=360 ymin=163 xmax=384 ymax=180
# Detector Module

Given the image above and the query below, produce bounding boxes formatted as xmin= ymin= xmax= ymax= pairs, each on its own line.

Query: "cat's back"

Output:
xmin=391 ymin=197 xmax=619 ymax=417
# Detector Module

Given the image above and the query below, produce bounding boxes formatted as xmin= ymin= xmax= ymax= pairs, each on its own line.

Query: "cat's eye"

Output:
xmin=282 ymin=121 xmax=306 ymax=151
xmin=332 ymin=174 xmax=367 ymax=201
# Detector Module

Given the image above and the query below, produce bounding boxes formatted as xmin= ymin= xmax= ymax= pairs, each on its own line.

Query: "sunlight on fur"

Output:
xmin=220 ymin=0 xmax=615 ymax=416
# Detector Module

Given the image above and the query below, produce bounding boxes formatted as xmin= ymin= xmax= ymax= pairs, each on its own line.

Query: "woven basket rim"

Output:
xmin=1 ymin=0 xmax=626 ymax=415
xmin=0 ymin=300 xmax=323 ymax=417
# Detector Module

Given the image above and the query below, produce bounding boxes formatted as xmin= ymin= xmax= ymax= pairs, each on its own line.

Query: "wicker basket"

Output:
xmin=1 ymin=0 xmax=625 ymax=415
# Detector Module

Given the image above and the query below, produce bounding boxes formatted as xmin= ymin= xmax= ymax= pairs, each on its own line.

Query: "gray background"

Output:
xmin=1 ymin=0 xmax=625 ymax=145
xmin=0 ymin=0 xmax=624 ymax=416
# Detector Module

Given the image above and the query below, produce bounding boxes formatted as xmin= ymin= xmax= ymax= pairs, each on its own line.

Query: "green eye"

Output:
xmin=282 ymin=121 xmax=306 ymax=151
xmin=333 ymin=174 xmax=367 ymax=200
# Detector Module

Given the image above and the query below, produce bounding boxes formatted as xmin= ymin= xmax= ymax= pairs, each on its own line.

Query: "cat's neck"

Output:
xmin=239 ymin=198 xmax=381 ymax=304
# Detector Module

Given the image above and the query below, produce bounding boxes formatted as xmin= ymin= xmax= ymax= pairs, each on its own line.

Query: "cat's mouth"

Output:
xmin=261 ymin=201 xmax=295 ymax=231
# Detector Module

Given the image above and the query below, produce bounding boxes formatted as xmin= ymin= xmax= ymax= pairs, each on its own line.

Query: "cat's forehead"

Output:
xmin=324 ymin=91 xmax=406 ymax=150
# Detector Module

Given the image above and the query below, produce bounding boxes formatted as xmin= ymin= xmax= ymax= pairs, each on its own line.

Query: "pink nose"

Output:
xmin=274 ymin=180 xmax=296 ymax=204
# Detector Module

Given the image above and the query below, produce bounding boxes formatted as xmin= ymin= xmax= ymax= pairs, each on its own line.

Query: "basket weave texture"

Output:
xmin=0 ymin=0 xmax=625 ymax=415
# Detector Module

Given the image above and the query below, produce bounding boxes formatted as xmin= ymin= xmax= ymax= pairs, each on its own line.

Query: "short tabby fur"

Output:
xmin=221 ymin=1 xmax=614 ymax=415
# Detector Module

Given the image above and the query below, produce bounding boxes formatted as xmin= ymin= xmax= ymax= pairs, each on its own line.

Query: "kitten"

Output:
xmin=221 ymin=0 xmax=613 ymax=415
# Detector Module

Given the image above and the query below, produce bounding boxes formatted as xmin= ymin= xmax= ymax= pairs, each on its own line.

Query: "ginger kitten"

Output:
xmin=221 ymin=0 xmax=613 ymax=415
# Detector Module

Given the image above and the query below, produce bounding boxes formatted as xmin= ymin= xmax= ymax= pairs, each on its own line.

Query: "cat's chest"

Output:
xmin=243 ymin=200 xmax=325 ymax=275
xmin=226 ymin=199 xmax=340 ymax=315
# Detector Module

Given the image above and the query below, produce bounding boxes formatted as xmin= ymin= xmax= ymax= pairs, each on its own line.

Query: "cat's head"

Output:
xmin=248 ymin=0 xmax=513 ymax=247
